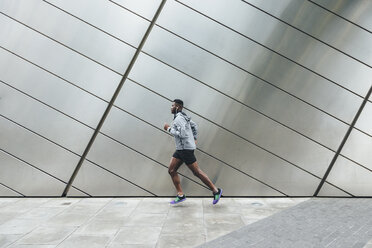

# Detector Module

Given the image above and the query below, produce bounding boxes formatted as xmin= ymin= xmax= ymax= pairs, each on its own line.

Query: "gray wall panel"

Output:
xmin=101 ymin=107 xmax=282 ymax=196
xmin=0 ymin=184 xmax=21 ymax=197
xmin=101 ymin=107 xmax=173 ymax=165
xmin=317 ymin=182 xmax=350 ymax=197
xmin=326 ymin=156 xmax=372 ymax=196
xmin=46 ymin=0 xmax=150 ymax=47
xmin=115 ymin=80 xmax=322 ymax=196
xmin=86 ymin=134 xmax=213 ymax=196
xmin=0 ymin=83 xmax=93 ymax=155
xmin=341 ymin=129 xmax=372 ymax=171
xmin=68 ymin=187 xmax=89 ymax=197
xmin=111 ymin=0 xmax=161 ymax=20
xmin=128 ymin=54 xmax=335 ymax=177
xmin=311 ymin=0 xmax=372 ymax=32
xmin=355 ymin=102 xmax=372 ymax=136
xmin=0 ymin=0 xmax=137 ymax=74
xmin=0 ymin=14 xmax=120 ymax=100
xmin=0 ymin=116 xmax=79 ymax=182
xmin=71 ymin=160 xmax=153 ymax=197
xmin=0 ymin=49 xmax=107 ymax=128
xmin=0 ymin=150 xmax=66 ymax=196
xmin=245 ymin=0 xmax=372 ymax=66
xmin=161 ymin=0 xmax=372 ymax=96
xmin=143 ymin=26 xmax=362 ymax=124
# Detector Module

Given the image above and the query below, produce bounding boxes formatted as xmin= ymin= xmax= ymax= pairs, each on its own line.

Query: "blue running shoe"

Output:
xmin=170 ymin=194 xmax=186 ymax=204
xmin=213 ymin=188 xmax=222 ymax=205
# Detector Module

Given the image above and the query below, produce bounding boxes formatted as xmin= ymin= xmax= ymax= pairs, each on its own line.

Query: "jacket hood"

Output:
xmin=174 ymin=111 xmax=191 ymax=122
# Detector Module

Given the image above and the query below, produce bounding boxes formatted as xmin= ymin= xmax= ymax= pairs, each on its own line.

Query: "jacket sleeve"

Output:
xmin=169 ymin=116 xmax=187 ymax=138
xmin=190 ymin=120 xmax=198 ymax=140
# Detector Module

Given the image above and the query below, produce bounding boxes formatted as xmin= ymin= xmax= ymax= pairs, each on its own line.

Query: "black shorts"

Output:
xmin=172 ymin=150 xmax=197 ymax=165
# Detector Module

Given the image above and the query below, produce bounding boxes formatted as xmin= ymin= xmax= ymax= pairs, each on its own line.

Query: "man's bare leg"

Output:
xmin=168 ymin=157 xmax=184 ymax=195
xmin=186 ymin=161 xmax=218 ymax=193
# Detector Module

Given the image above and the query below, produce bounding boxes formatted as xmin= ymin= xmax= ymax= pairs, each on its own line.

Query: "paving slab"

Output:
xmin=13 ymin=226 xmax=76 ymax=245
xmin=56 ymin=234 xmax=112 ymax=248
xmin=0 ymin=197 xmax=308 ymax=247
xmin=198 ymin=198 xmax=372 ymax=248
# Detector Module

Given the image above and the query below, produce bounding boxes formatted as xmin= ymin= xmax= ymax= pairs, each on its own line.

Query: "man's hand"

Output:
xmin=164 ymin=123 xmax=170 ymax=131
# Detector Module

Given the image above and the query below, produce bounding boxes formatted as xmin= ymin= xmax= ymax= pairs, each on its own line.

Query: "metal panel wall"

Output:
xmin=162 ymin=0 xmax=371 ymax=96
xmin=355 ymin=102 xmax=372 ymax=136
xmin=246 ymin=0 xmax=372 ymax=67
xmin=0 ymin=0 xmax=152 ymax=196
xmin=112 ymin=80 xmax=329 ymax=196
xmin=0 ymin=184 xmax=21 ymax=197
xmin=322 ymin=156 xmax=372 ymax=197
xmin=310 ymin=0 xmax=372 ymax=32
xmin=1 ymin=0 xmax=371 ymax=197
xmin=0 ymin=150 xmax=68 ymax=196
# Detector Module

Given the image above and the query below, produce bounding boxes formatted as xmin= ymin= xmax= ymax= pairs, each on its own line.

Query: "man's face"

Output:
xmin=171 ymin=103 xmax=178 ymax=114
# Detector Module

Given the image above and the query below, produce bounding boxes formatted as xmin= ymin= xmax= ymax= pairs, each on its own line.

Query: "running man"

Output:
xmin=163 ymin=99 xmax=222 ymax=205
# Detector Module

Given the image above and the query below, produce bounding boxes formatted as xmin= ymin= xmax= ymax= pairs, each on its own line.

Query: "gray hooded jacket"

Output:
xmin=168 ymin=112 xmax=198 ymax=150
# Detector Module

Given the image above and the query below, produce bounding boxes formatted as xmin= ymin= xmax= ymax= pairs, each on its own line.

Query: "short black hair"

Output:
xmin=173 ymin=99 xmax=183 ymax=106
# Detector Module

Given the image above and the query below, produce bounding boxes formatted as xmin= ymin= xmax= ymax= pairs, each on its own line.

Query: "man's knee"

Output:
xmin=168 ymin=167 xmax=177 ymax=176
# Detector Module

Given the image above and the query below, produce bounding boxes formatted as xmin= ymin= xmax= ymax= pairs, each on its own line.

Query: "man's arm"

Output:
xmin=190 ymin=119 xmax=198 ymax=141
xmin=164 ymin=117 xmax=187 ymax=138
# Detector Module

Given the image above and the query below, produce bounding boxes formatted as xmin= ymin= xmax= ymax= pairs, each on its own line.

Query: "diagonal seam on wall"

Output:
xmin=61 ymin=0 xmax=168 ymax=197
xmin=314 ymin=84 xmax=372 ymax=196
xmin=0 ymin=181 xmax=24 ymax=197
